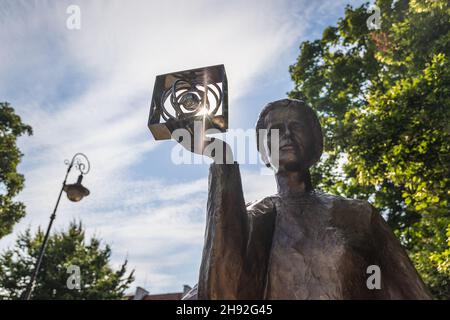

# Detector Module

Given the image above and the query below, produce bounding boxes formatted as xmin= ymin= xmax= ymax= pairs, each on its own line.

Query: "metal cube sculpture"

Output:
xmin=148 ymin=64 xmax=228 ymax=140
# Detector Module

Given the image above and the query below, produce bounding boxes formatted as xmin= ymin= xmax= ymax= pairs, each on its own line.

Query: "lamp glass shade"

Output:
xmin=63 ymin=175 xmax=90 ymax=202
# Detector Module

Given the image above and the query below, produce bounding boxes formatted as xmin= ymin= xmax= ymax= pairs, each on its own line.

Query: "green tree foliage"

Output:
xmin=0 ymin=221 xmax=134 ymax=299
xmin=289 ymin=0 xmax=449 ymax=298
xmin=0 ymin=102 xmax=32 ymax=239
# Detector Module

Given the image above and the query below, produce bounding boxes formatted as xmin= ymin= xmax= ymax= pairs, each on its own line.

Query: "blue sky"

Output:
xmin=0 ymin=0 xmax=366 ymax=294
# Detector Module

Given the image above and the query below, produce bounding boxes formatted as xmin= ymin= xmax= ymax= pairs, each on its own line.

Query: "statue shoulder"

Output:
xmin=316 ymin=191 xmax=375 ymax=227
xmin=318 ymin=192 xmax=373 ymax=211
xmin=246 ymin=195 xmax=278 ymax=217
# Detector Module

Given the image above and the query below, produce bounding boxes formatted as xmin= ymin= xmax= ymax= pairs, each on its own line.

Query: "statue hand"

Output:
xmin=170 ymin=119 xmax=234 ymax=164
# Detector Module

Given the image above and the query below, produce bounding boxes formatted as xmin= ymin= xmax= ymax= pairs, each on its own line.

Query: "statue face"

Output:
xmin=265 ymin=106 xmax=315 ymax=171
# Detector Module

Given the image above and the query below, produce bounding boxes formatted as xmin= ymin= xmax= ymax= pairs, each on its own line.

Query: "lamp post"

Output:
xmin=23 ymin=153 xmax=91 ymax=300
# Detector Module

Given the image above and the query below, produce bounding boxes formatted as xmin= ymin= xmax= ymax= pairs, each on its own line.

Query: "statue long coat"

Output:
xmin=197 ymin=163 xmax=431 ymax=299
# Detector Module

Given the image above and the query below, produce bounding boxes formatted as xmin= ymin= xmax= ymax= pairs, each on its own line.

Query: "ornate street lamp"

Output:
xmin=23 ymin=153 xmax=91 ymax=300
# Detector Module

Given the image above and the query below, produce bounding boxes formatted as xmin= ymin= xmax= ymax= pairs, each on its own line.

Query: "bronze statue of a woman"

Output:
xmin=177 ymin=98 xmax=431 ymax=300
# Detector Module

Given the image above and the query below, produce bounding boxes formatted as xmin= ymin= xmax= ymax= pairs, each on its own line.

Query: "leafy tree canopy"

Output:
xmin=0 ymin=221 xmax=134 ymax=299
xmin=289 ymin=0 xmax=449 ymax=298
xmin=0 ymin=102 xmax=32 ymax=239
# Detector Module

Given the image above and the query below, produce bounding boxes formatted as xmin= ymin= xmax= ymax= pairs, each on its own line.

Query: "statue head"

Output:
xmin=256 ymin=98 xmax=323 ymax=172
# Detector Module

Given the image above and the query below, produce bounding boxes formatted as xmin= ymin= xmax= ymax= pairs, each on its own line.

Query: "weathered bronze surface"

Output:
xmin=198 ymin=163 xmax=431 ymax=299
xmin=174 ymin=98 xmax=431 ymax=299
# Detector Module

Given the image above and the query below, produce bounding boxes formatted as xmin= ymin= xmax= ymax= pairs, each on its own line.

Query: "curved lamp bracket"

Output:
xmin=64 ymin=153 xmax=91 ymax=176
